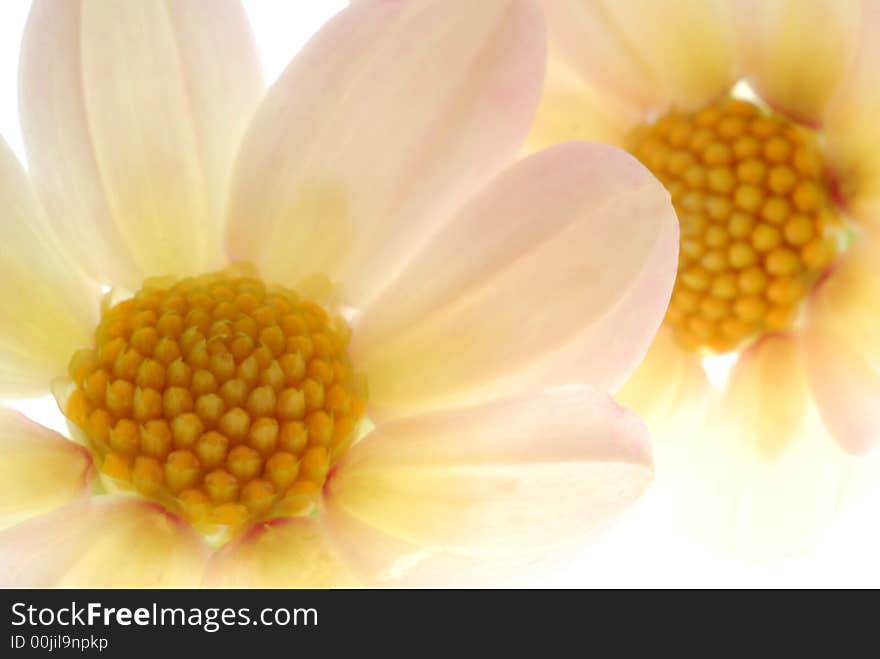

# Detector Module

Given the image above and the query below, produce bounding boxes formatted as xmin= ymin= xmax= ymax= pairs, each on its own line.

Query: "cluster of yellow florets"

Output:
xmin=627 ymin=99 xmax=841 ymax=353
xmin=64 ymin=269 xmax=365 ymax=535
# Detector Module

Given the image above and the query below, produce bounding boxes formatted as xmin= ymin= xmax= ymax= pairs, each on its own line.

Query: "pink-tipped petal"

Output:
xmin=0 ymin=497 xmax=210 ymax=587
xmin=19 ymin=0 xmax=263 ymax=284
xmin=354 ymin=142 xmax=678 ymax=419
xmin=324 ymin=387 xmax=652 ymax=586
xmin=204 ymin=517 xmax=358 ymax=588
xmin=0 ymin=138 xmax=101 ymax=396
xmin=737 ymin=0 xmax=862 ymax=125
xmin=225 ymin=0 xmax=546 ymax=305
xmin=803 ymin=246 xmax=880 ymax=454
xmin=675 ymin=334 xmax=850 ymax=560
xmin=0 ymin=408 xmax=95 ymax=531
xmin=544 ymin=0 xmax=738 ymax=116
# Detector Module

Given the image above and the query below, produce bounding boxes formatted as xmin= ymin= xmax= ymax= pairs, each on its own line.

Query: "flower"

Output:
xmin=0 ymin=0 xmax=677 ymax=586
xmin=530 ymin=0 xmax=880 ymax=558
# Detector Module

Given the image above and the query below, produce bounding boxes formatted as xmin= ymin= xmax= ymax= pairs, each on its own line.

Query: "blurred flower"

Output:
xmin=531 ymin=0 xmax=880 ymax=559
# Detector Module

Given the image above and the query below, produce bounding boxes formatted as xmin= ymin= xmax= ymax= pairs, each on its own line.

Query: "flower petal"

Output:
xmin=824 ymin=1 xmax=880 ymax=223
xmin=616 ymin=327 xmax=713 ymax=462
xmin=544 ymin=0 xmax=738 ymax=115
xmin=0 ymin=407 xmax=95 ymax=531
xmin=20 ymin=0 xmax=263 ymax=284
xmin=225 ymin=0 xmax=546 ymax=305
xmin=524 ymin=56 xmax=636 ymax=153
xmin=353 ymin=142 xmax=678 ymax=419
xmin=204 ymin=518 xmax=358 ymax=588
xmin=803 ymin=246 xmax=880 ymax=454
xmin=0 ymin=497 xmax=210 ymax=587
xmin=0 ymin=138 xmax=101 ymax=396
xmin=739 ymin=0 xmax=862 ymax=125
xmin=674 ymin=334 xmax=850 ymax=560
xmin=323 ymin=387 xmax=652 ymax=586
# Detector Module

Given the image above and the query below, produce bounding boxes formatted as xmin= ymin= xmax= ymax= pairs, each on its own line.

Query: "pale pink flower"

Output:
xmin=531 ymin=0 xmax=880 ymax=558
xmin=0 ymin=0 xmax=677 ymax=585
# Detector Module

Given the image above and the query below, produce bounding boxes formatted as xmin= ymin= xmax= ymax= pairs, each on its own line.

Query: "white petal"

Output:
xmin=0 ymin=497 xmax=210 ymax=587
xmin=353 ymin=142 xmax=678 ymax=419
xmin=544 ymin=0 xmax=738 ymax=114
xmin=616 ymin=326 xmax=713 ymax=468
xmin=20 ymin=0 xmax=264 ymax=284
xmin=738 ymin=0 xmax=862 ymax=124
xmin=673 ymin=334 xmax=851 ymax=560
xmin=225 ymin=0 xmax=546 ymax=305
xmin=803 ymin=245 xmax=880 ymax=453
xmin=324 ymin=387 xmax=652 ymax=585
xmin=824 ymin=1 xmax=880 ymax=222
xmin=204 ymin=518 xmax=358 ymax=588
xmin=0 ymin=137 xmax=101 ymax=396
xmin=524 ymin=56 xmax=636 ymax=153
xmin=0 ymin=407 xmax=95 ymax=531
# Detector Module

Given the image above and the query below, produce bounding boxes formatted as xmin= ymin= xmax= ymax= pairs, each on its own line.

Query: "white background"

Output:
xmin=2 ymin=1 xmax=879 ymax=588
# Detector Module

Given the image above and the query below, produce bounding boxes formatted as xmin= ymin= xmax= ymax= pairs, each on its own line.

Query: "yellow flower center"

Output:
xmin=63 ymin=268 xmax=366 ymax=539
xmin=626 ymin=99 xmax=842 ymax=353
